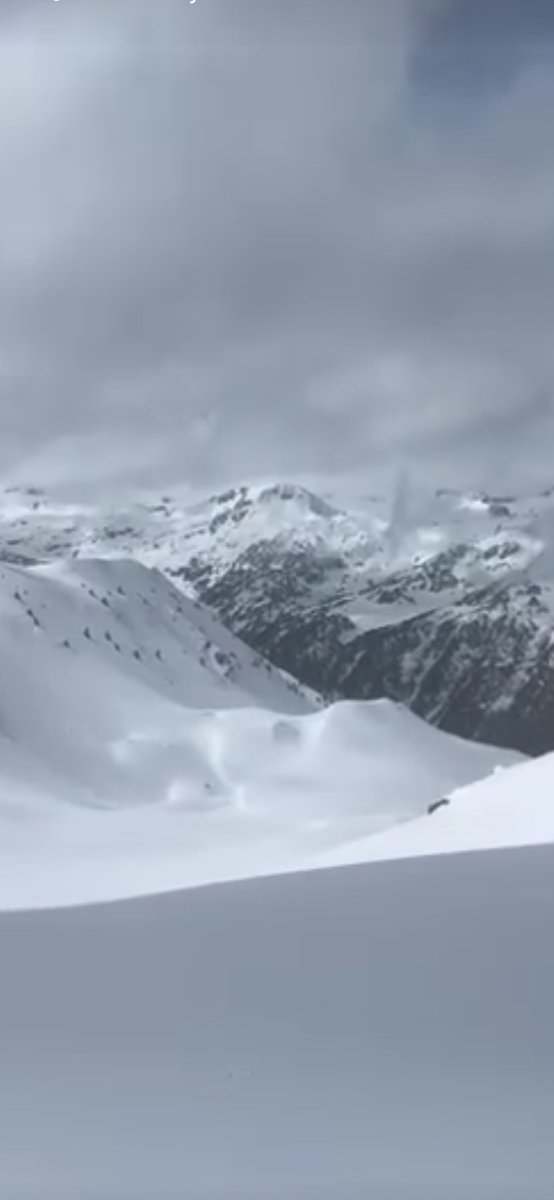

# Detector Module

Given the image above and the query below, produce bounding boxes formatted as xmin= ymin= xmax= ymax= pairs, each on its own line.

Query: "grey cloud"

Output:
xmin=1 ymin=0 xmax=554 ymax=496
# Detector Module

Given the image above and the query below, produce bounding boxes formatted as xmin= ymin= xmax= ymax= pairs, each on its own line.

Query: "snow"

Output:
xmin=322 ymin=749 xmax=554 ymax=868
xmin=1 ymin=846 xmax=554 ymax=1199
xmin=0 ymin=555 xmax=519 ymax=911
xmin=1 ymin=493 xmax=554 ymax=1197
xmin=2 ymin=477 xmax=554 ymax=663
xmin=3 ymin=476 xmax=552 ymax=651
xmin=458 ymin=493 xmax=491 ymax=513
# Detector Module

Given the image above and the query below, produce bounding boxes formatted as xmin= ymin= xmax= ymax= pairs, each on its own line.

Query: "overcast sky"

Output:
xmin=1 ymin=0 xmax=554 ymax=499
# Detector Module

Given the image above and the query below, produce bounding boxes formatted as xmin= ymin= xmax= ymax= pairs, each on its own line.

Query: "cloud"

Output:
xmin=1 ymin=0 xmax=554 ymax=496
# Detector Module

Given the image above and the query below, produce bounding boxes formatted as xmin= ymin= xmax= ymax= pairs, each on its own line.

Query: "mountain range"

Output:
xmin=2 ymin=481 xmax=554 ymax=1200
xmin=3 ymin=477 xmax=554 ymax=756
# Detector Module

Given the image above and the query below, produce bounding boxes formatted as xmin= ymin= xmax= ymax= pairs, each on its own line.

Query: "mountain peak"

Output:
xmin=253 ymin=482 xmax=339 ymax=518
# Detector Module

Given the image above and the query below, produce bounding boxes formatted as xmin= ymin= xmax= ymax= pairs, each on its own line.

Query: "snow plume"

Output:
xmin=385 ymin=468 xmax=412 ymax=562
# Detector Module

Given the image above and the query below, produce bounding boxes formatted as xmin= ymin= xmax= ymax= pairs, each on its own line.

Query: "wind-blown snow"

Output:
xmin=0 ymin=555 xmax=518 ymax=910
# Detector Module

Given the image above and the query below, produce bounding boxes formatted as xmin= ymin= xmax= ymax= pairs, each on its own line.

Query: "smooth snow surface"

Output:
xmin=0 ymin=555 xmax=519 ymax=910
xmin=1 ymin=848 xmax=554 ymax=1199
xmin=322 ymin=750 xmax=554 ymax=868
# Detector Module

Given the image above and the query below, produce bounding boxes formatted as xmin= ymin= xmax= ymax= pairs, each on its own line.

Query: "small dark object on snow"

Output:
xmin=427 ymin=798 xmax=450 ymax=816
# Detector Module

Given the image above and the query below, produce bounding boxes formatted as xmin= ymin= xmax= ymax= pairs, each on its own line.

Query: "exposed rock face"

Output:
xmin=165 ymin=486 xmax=554 ymax=757
xmin=182 ymin=556 xmax=554 ymax=756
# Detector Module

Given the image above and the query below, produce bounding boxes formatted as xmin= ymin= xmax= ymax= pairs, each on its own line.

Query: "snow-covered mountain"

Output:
xmin=3 ymin=494 xmax=554 ymax=1200
xmin=3 ymin=478 xmax=554 ymax=755
xmin=168 ymin=481 xmax=554 ymax=757
xmin=0 ymin=552 xmax=521 ymax=909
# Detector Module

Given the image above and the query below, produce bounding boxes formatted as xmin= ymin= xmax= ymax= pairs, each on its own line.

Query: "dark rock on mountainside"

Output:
xmin=337 ymin=582 xmax=554 ymax=757
xmin=3 ymin=478 xmax=554 ymax=756
xmin=428 ymin=798 xmax=450 ymax=815
xmin=181 ymin=543 xmax=554 ymax=757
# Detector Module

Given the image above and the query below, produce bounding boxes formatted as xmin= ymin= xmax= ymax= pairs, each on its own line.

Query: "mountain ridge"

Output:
xmin=2 ymin=477 xmax=554 ymax=754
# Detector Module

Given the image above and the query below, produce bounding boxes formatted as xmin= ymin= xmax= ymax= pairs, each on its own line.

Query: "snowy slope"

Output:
xmin=322 ymin=748 xmax=554 ymax=867
xmin=0 ymin=552 xmax=316 ymax=812
xmin=0 ymin=555 xmax=519 ymax=910
xmin=1 ymin=487 xmax=553 ymax=1200
xmin=3 ymin=478 xmax=554 ymax=754
xmin=1 ymin=846 xmax=554 ymax=1199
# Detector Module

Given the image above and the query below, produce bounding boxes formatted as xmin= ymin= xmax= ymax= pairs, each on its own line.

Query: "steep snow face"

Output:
xmin=0 ymin=555 xmax=520 ymax=910
xmin=1 ymin=554 xmax=317 ymax=715
xmin=0 ymin=553 xmax=317 ymax=821
xmin=1 ymin=847 xmax=554 ymax=1199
